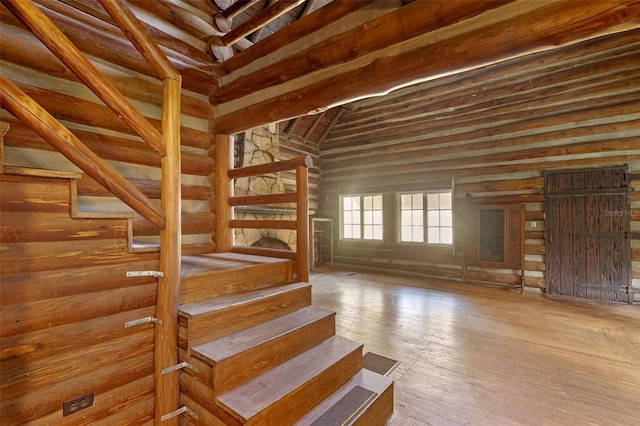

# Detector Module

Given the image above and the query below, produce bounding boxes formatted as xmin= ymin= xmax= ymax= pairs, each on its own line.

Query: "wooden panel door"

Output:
xmin=545 ymin=166 xmax=632 ymax=303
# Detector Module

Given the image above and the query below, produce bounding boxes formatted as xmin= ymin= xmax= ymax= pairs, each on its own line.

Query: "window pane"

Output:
xmin=428 ymin=227 xmax=440 ymax=243
xmin=427 ymin=193 xmax=440 ymax=209
xmin=373 ymin=210 xmax=383 ymax=224
xmin=352 ymin=197 xmax=360 ymax=209
xmin=352 ymin=211 xmax=361 ymax=224
xmin=440 ymin=192 xmax=452 ymax=209
xmin=344 ymin=211 xmax=353 ymax=224
xmin=413 ymin=193 xmax=423 ymax=207
xmin=440 ymin=210 xmax=452 ymax=226
xmin=352 ymin=226 xmax=361 ymax=239
xmin=344 ymin=227 xmax=352 ymax=239
xmin=401 ymin=226 xmax=412 ymax=241
xmin=363 ymin=196 xmax=372 ymax=210
xmin=401 ymin=210 xmax=412 ymax=225
xmin=440 ymin=227 xmax=453 ymax=244
xmin=428 ymin=210 xmax=440 ymax=226
xmin=363 ymin=210 xmax=372 ymax=224
xmin=373 ymin=225 xmax=383 ymax=240
xmin=401 ymin=194 xmax=412 ymax=209
xmin=364 ymin=226 xmax=372 ymax=240
xmin=343 ymin=196 xmax=352 ymax=210
xmin=413 ymin=226 xmax=424 ymax=242
xmin=412 ymin=210 xmax=423 ymax=225
xmin=373 ymin=195 xmax=382 ymax=210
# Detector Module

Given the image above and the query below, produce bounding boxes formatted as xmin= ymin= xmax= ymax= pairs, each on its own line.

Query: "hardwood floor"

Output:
xmin=309 ymin=268 xmax=640 ymax=426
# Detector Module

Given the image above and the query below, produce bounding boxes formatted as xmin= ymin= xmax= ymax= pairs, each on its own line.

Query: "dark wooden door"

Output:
xmin=545 ymin=166 xmax=632 ymax=303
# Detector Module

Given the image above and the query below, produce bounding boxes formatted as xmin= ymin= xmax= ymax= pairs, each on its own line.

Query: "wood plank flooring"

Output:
xmin=310 ymin=269 xmax=640 ymax=426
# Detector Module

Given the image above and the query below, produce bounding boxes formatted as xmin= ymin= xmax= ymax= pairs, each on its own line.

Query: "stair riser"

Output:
xmin=180 ymin=262 xmax=292 ymax=304
xmin=213 ymin=314 xmax=336 ymax=395
xmin=180 ymin=373 xmax=241 ymax=426
xmin=350 ymin=383 xmax=394 ymax=426
xmin=245 ymin=346 xmax=363 ymax=426
xmin=180 ymin=285 xmax=312 ymax=348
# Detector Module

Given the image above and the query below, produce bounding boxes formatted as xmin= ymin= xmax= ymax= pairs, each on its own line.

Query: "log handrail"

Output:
xmin=98 ymin=0 xmax=181 ymax=81
xmin=216 ymin=136 xmax=311 ymax=283
xmin=228 ymin=155 xmax=313 ymax=178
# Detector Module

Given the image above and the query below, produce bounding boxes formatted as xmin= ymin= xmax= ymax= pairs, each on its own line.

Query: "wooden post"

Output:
xmin=215 ymin=134 xmax=234 ymax=252
xmin=296 ymin=163 xmax=310 ymax=283
xmin=155 ymin=77 xmax=182 ymax=425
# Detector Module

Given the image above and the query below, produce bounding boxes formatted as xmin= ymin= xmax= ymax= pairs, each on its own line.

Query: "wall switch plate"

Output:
xmin=63 ymin=392 xmax=94 ymax=416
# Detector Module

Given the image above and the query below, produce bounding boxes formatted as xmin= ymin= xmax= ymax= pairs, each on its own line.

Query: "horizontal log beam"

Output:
xmin=0 ymin=75 xmax=167 ymax=230
xmin=228 ymin=193 xmax=298 ymax=206
xmin=231 ymin=246 xmax=297 ymax=259
xmin=219 ymin=0 xmax=305 ymax=46
xmin=227 ymin=155 xmax=313 ymax=179
xmin=214 ymin=0 xmax=373 ymax=76
xmin=211 ymin=0 xmax=640 ymax=134
xmin=2 ymin=118 xmax=214 ymax=176
xmin=229 ymin=219 xmax=297 ymax=229
xmin=212 ymin=0 xmax=514 ymax=104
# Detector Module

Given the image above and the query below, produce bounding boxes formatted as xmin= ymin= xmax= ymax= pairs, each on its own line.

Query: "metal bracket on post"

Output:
xmin=124 ymin=316 xmax=162 ymax=328
xmin=161 ymin=361 xmax=198 ymax=375
xmin=126 ymin=270 xmax=164 ymax=279
xmin=160 ymin=406 xmax=199 ymax=422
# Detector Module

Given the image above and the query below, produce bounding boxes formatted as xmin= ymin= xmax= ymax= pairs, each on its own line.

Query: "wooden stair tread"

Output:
xmin=192 ymin=305 xmax=335 ymax=362
xmin=217 ymin=335 xmax=362 ymax=423
xmin=178 ymin=281 xmax=309 ymax=318
xmin=181 ymin=252 xmax=290 ymax=277
xmin=294 ymin=368 xmax=394 ymax=425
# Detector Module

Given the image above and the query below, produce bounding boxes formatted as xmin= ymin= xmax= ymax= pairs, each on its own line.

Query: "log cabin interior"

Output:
xmin=1 ymin=0 xmax=639 ymax=425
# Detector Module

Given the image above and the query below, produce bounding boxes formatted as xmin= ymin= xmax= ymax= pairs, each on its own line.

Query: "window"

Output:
xmin=400 ymin=191 xmax=452 ymax=244
xmin=341 ymin=194 xmax=383 ymax=240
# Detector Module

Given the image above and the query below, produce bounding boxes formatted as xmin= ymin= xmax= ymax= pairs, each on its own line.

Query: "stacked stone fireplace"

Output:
xmin=233 ymin=124 xmax=298 ymax=252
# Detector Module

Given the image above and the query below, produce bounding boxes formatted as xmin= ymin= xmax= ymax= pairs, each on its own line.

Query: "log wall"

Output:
xmin=319 ymin=30 xmax=640 ymax=301
xmin=0 ymin=0 xmax=216 ymax=254
xmin=0 ymin=0 xmax=217 ymax=423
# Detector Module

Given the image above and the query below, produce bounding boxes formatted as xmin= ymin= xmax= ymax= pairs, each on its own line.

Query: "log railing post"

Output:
xmin=155 ymin=77 xmax=182 ymax=426
xmin=296 ymin=163 xmax=310 ymax=283
xmin=98 ymin=1 xmax=185 ymax=421
xmin=215 ymin=134 xmax=234 ymax=252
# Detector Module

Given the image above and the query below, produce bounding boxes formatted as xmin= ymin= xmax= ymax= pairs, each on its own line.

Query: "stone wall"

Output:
xmin=233 ymin=124 xmax=298 ymax=251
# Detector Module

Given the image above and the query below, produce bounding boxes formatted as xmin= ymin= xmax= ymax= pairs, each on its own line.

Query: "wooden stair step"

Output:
xmin=192 ymin=306 xmax=336 ymax=394
xmin=294 ymin=368 xmax=394 ymax=426
xmin=216 ymin=335 xmax=363 ymax=426
xmin=178 ymin=282 xmax=311 ymax=347
xmin=180 ymin=252 xmax=293 ymax=304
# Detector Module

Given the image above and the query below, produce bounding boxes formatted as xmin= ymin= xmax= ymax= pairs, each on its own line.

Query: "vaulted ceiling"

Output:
xmin=206 ymin=0 xmax=640 ymax=140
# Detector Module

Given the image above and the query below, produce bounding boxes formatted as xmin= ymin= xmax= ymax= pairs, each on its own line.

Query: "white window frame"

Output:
xmin=340 ymin=194 xmax=383 ymax=241
xmin=399 ymin=191 xmax=453 ymax=245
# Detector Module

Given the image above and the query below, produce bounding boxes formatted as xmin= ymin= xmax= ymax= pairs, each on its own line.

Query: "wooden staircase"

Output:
xmin=176 ymin=253 xmax=394 ymax=425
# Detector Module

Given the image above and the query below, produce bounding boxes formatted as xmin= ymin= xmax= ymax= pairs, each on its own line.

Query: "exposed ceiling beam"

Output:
xmin=213 ymin=0 xmax=373 ymax=77
xmin=303 ymin=110 xmax=326 ymax=141
xmin=317 ymin=107 xmax=345 ymax=148
xmin=218 ymin=0 xmax=305 ymax=46
xmin=212 ymin=0 xmax=513 ymax=104
xmin=298 ymin=0 xmax=317 ymax=18
xmin=210 ymin=0 xmax=640 ymax=134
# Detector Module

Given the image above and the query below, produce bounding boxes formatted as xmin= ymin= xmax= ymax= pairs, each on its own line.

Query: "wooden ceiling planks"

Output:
xmin=209 ymin=0 xmax=640 ymax=135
